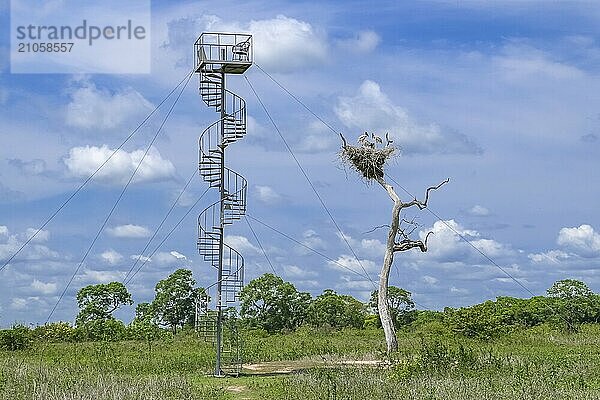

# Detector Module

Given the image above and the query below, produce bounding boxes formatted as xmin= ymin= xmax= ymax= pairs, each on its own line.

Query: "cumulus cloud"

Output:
xmin=450 ymin=286 xmax=469 ymax=294
xmin=422 ymin=275 xmax=439 ymax=285
xmin=283 ymin=264 xmax=316 ymax=278
xmin=151 ymin=251 xmax=190 ymax=266
xmin=165 ymin=14 xmax=327 ymax=72
xmin=0 ymin=226 xmax=60 ymax=262
xmin=106 ymin=224 xmax=151 ymax=239
xmin=417 ymin=220 xmax=512 ymax=262
xmin=130 ymin=254 xmax=152 ymax=263
xmin=25 ymin=228 xmax=49 ymax=243
xmin=100 ymin=249 xmax=123 ymax=265
xmin=336 ymin=232 xmax=386 ymax=259
xmin=528 ymin=249 xmax=570 ymax=264
xmin=335 ymin=80 xmax=480 ymax=154
xmin=64 ymin=145 xmax=176 ymax=185
xmin=30 ymin=279 xmax=57 ymax=295
xmin=80 ymin=269 xmax=124 ymax=283
xmin=254 ymin=185 xmax=281 ymax=204
xmin=224 ymin=235 xmax=259 ymax=254
xmin=247 ymin=15 xmax=328 ymax=72
xmin=327 ymin=254 xmax=379 ymax=274
xmin=10 ymin=297 xmax=28 ymax=310
xmin=338 ymin=30 xmax=381 ymax=53
xmin=297 ymin=230 xmax=327 ymax=254
xmin=170 ymin=251 xmax=187 ymax=260
xmin=66 ymin=80 xmax=153 ymax=130
xmin=468 ymin=205 xmax=490 ymax=217
xmin=493 ymin=43 xmax=584 ymax=82
xmin=557 ymin=224 xmax=600 ymax=258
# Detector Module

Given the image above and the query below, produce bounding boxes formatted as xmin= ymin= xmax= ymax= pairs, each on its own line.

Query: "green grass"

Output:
xmin=1 ymin=324 xmax=600 ymax=399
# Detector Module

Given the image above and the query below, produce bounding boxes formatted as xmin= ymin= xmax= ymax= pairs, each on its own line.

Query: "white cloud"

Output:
xmin=80 ymin=269 xmax=123 ymax=283
xmin=416 ymin=220 xmax=478 ymax=262
xmin=336 ymin=232 xmax=386 ymax=259
xmin=224 ymin=235 xmax=259 ymax=254
xmin=528 ymin=249 xmax=570 ymax=264
xmin=248 ymin=15 xmax=328 ymax=72
xmin=66 ymin=80 xmax=153 ymax=130
xmin=10 ymin=297 xmax=28 ymax=310
xmin=557 ymin=224 xmax=600 ymax=257
xmin=450 ymin=286 xmax=469 ymax=294
xmin=283 ymin=264 xmax=316 ymax=278
xmin=417 ymin=220 xmax=512 ymax=262
xmin=214 ymin=15 xmax=327 ymax=72
xmin=468 ymin=205 xmax=490 ymax=217
xmin=30 ymin=279 xmax=57 ymax=295
xmin=130 ymin=254 xmax=152 ymax=263
xmin=359 ymin=238 xmax=387 ymax=259
xmin=422 ymin=275 xmax=439 ymax=285
xmin=327 ymin=254 xmax=379 ymax=274
xmin=151 ymin=251 xmax=190 ymax=266
xmin=0 ymin=227 xmax=60 ymax=262
xmin=298 ymin=133 xmax=336 ymax=152
xmin=298 ymin=230 xmax=326 ymax=254
xmin=63 ymin=145 xmax=176 ymax=185
xmin=493 ymin=44 xmax=584 ymax=81
xmin=100 ymin=249 xmax=124 ymax=265
xmin=338 ymin=30 xmax=381 ymax=53
xmin=254 ymin=185 xmax=281 ymax=204
xmin=165 ymin=14 xmax=328 ymax=73
xmin=335 ymin=80 xmax=480 ymax=154
xmin=471 ymin=239 xmax=507 ymax=258
xmin=170 ymin=251 xmax=187 ymax=260
xmin=175 ymin=190 xmax=196 ymax=207
xmin=106 ymin=224 xmax=151 ymax=239
xmin=25 ymin=228 xmax=49 ymax=243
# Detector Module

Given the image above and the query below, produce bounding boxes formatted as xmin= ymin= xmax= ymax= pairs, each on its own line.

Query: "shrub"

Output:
xmin=0 ymin=324 xmax=33 ymax=350
xmin=74 ymin=319 xmax=127 ymax=342
xmin=33 ymin=322 xmax=75 ymax=342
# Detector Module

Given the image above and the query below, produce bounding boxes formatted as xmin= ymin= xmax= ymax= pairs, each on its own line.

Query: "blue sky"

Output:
xmin=1 ymin=0 xmax=600 ymax=326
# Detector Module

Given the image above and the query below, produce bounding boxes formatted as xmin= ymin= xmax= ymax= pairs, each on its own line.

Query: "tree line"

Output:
xmin=2 ymin=269 xmax=600 ymax=349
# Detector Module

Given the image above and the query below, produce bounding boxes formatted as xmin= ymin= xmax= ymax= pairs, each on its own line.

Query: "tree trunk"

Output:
xmin=377 ymin=178 xmax=402 ymax=354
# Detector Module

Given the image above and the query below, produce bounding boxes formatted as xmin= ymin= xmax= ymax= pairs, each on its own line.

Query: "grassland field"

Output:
xmin=1 ymin=323 xmax=600 ymax=399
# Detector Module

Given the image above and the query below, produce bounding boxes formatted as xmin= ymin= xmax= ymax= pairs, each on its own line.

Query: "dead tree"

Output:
xmin=339 ymin=132 xmax=448 ymax=354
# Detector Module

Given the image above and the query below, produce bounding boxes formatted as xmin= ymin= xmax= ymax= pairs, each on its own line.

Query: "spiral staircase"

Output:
xmin=194 ymin=33 xmax=252 ymax=377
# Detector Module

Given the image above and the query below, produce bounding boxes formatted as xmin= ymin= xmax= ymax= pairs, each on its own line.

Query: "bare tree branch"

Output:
xmin=393 ymin=232 xmax=433 ymax=253
xmin=363 ymin=224 xmax=390 ymax=234
xmin=400 ymin=178 xmax=450 ymax=210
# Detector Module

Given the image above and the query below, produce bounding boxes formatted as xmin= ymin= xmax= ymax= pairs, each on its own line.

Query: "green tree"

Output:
xmin=547 ymin=279 xmax=593 ymax=299
xmin=133 ymin=302 xmax=155 ymax=325
xmin=307 ymin=289 xmax=366 ymax=329
xmin=75 ymin=282 xmax=132 ymax=325
xmin=240 ymin=273 xmax=311 ymax=333
xmin=546 ymin=279 xmax=598 ymax=331
xmin=151 ymin=269 xmax=203 ymax=333
xmin=369 ymin=286 xmax=415 ymax=328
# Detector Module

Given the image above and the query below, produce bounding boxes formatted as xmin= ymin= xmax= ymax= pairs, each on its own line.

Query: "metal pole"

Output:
xmin=214 ymin=71 xmax=226 ymax=377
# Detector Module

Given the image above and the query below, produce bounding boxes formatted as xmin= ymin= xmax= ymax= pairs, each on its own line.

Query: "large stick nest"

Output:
xmin=339 ymin=144 xmax=396 ymax=181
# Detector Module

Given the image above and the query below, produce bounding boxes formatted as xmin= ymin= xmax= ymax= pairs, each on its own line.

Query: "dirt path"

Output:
xmin=242 ymin=359 xmax=387 ymax=375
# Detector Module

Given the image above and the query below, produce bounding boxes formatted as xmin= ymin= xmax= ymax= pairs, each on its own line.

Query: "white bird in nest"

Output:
xmin=385 ymin=132 xmax=393 ymax=147
xmin=372 ymin=133 xmax=383 ymax=145
xmin=358 ymin=131 xmax=370 ymax=145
